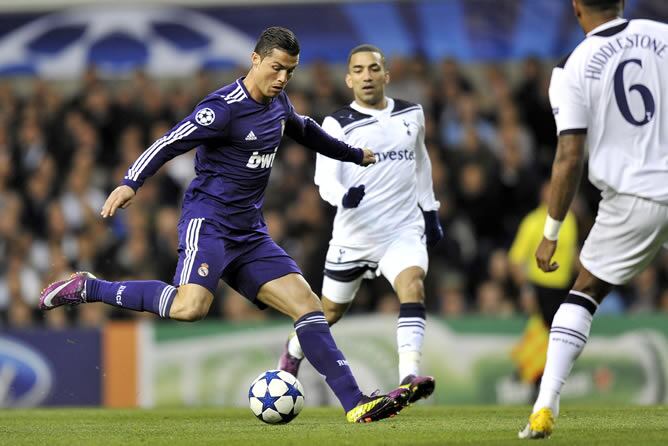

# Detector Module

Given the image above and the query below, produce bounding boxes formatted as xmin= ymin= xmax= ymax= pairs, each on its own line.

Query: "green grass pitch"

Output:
xmin=1 ymin=406 xmax=666 ymax=445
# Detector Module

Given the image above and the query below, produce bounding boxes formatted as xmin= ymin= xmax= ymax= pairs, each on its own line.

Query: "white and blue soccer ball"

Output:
xmin=248 ymin=370 xmax=304 ymax=424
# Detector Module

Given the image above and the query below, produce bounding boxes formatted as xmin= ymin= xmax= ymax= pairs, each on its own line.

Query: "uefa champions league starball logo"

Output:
xmin=0 ymin=6 xmax=255 ymax=78
xmin=195 ymin=108 xmax=215 ymax=126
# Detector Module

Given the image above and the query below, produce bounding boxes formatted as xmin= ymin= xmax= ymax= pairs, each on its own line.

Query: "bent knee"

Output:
xmin=293 ymin=289 xmax=321 ymax=313
xmin=398 ymin=278 xmax=425 ymax=303
xmin=175 ymin=305 xmax=208 ymax=322
xmin=170 ymin=288 xmax=212 ymax=321
xmin=283 ymin=288 xmax=322 ymax=320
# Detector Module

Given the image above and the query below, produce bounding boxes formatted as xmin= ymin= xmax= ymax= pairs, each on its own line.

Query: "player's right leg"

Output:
xmin=279 ymin=274 xmax=361 ymax=377
xmin=40 ymin=272 xmax=212 ymax=321
xmin=40 ymin=217 xmax=220 ymax=321
xmin=259 ymin=273 xmax=409 ymax=423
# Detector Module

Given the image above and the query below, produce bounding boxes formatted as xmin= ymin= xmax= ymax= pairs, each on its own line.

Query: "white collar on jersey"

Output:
xmin=350 ymin=97 xmax=394 ymax=117
xmin=586 ymin=17 xmax=628 ymax=37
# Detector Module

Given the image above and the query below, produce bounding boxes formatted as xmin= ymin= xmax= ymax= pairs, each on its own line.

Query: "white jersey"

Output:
xmin=315 ymin=98 xmax=440 ymax=247
xmin=550 ymin=18 xmax=668 ymax=203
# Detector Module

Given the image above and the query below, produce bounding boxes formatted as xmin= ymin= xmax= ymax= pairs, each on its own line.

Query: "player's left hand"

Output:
xmin=423 ymin=210 xmax=443 ymax=247
xmin=360 ymin=147 xmax=376 ymax=166
xmin=101 ymin=185 xmax=135 ymax=218
xmin=535 ymin=238 xmax=559 ymax=272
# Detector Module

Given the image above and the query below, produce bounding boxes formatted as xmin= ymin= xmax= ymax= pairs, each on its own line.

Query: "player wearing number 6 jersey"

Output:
xmin=519 ymin=0 xmax=668 ymax=439
xmin=278 ymin=44 xmax=442 ymax=404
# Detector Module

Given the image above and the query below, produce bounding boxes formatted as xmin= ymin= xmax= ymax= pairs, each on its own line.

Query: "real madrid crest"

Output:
xmin=198 ymin=263 xmax=209 ymax=277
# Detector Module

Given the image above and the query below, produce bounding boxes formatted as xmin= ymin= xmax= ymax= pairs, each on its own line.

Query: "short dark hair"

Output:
xmin=580 ymin=0 xmax=623 ymax=13
xmin=254 ymin=27 xmax=300 ymax=59
xmin=347 ymin=44 xmax=386 ymax=68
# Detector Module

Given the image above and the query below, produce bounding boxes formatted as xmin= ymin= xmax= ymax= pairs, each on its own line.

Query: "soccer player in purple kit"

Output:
xmin=39 ymin=27 xmax=410 ymax=423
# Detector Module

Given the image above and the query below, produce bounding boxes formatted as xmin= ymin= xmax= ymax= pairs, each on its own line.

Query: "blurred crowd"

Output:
xmin=1 ymin=55 xmax=668 ymax=328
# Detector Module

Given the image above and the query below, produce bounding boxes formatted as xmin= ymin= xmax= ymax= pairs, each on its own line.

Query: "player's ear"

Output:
xmin=384 ymin=70 xmax=390 ymax=85
xmin=251 ymin=52 xmax=262 ymax=69
xmin=345 ymin=73 xmax=353 ymax=89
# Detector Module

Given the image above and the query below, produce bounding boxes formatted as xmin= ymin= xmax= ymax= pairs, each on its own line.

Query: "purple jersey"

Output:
xmin=122 ymin=78 xmax=363 ymax=235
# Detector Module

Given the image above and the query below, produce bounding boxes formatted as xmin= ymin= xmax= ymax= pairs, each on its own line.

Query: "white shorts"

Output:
xmin=580 ymin=192 xmax=668 ymax=285
xmin=322 ymin=227 xmax=428 ymax=304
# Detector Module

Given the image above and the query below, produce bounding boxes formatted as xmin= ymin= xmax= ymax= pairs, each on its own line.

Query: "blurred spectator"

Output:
xmin=222 ymin=286 xmax=268 ymax=321
xmin=0 ymin=55 xmax=663 ymax=328
xmin=385 ymin=55 xmax=430 ymax=106
xmin=377 ymin=293 xmax=401 ymax=315
xmin=628 ymin=267 xmax=660 ymax=313
xmin=306 ymin=60 xmax=346 ymax=122
xmin=437 ymin=274 xmax=468 ymax=318
xmin=440 ymin=94 xmax=496 ymax=149
xmin=513 ymin=56 xmax=557 ymax=173
xmin=476 ymin=281 xmax=514 ymax=317
xmin=659 ymin=289 xmax=668 ymax=313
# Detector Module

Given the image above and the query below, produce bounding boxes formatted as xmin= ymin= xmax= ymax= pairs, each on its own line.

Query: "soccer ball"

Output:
xmin=248 ymin=370 xmax=304 ymax=424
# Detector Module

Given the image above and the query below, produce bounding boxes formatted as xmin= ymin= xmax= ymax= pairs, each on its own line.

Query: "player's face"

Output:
xmin=251 ymin=49 xmax=299 ymax=99
xmin=346 ymin=51 xmax=389 ymax=108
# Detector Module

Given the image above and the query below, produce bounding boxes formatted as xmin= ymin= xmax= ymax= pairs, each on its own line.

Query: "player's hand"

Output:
xmin=101 ymin=185 xmax=136 ymax=218
xmin=342 ymin=185 xmax=365 ymax=208
xmin=423 ymin=210 xmax=444 ymax=247
xmin=360 ymin=148 xmax=376 ymax=166
xmin=535 ymin=237 xmax=559 ymax=272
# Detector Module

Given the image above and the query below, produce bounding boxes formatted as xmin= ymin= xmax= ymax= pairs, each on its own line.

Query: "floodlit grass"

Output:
xmin=0 ymin=405 xmax=666 ymax=445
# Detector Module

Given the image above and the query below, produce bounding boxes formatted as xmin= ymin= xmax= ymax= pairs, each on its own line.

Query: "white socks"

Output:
xmin=533 ymin=293 xmax=597 ymax=417
xmin=288 ymin=332 xmax=304 ymax=359
xmin=397 ymin=303 xmax=426 ymax=381
xmin=398 ymin=350 xmax=422 ymax=380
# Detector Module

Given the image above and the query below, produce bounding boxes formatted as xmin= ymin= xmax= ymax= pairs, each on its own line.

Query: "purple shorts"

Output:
xmin=172 ymin=218 xmax=302 ymax=308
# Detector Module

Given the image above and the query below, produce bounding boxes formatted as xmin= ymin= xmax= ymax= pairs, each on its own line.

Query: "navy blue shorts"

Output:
xmin=172 ymin=218 xmax=302 ymax=308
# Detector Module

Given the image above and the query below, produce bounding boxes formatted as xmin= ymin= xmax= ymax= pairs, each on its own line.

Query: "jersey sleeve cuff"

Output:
xmin=419 ymin=200 xmax=440 ymax=212
xmin=352 ymin=147 xmax=364 ymax=165
xmin=121 ymin=178 xmax=141 ymax=192
xmin=559 ymin=128 xmax=587 ymax=135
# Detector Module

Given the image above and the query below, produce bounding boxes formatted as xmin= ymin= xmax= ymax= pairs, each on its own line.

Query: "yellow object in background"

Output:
xmin=509 ymin=205 xmax=577 ymax=289
xmin=511 ymin=315 xmax=549 ymax=383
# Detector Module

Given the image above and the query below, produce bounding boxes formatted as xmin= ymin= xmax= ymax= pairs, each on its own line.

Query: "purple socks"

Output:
xmin=86 ymin=279 xmax=177 ymax=318
xmin=294 ymin=311 xmax=363 ymax=412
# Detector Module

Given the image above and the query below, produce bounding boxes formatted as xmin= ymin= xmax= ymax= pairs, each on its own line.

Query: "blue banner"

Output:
xmin=0 ymin=0 xmax=665 ymax=78
xmin=0 ymin=329 xmax=102 ymax=407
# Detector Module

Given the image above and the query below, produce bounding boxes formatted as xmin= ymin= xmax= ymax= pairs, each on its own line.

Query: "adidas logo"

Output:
xmin=245 ymin=131 xmax=257 ymax=141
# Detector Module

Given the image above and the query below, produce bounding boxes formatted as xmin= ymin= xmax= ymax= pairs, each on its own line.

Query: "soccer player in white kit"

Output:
xmin=278 ymin=44 xmax=443 ymax=404
xmin=519 ymin=0 xmax=668 ymax=439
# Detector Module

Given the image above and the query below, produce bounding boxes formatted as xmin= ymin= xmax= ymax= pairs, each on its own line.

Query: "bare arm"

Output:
xmin=547 ymin=133 xmax=586 ymax=220
xmin=536 ymin=133 xmax=586 ymax=272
